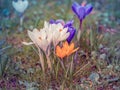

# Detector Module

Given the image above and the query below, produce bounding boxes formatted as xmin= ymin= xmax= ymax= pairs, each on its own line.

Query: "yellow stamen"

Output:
xmin=39 ymin=37 xmax=42 ymax=40
xmin=59 ymin=29 xmax=62 ymax=32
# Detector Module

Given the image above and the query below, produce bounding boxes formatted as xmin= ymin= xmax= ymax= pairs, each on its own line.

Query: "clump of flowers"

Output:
xmin=21 ymin=1 xmax=120 ymax=89
xmin=49 ymin=19 xmax=76 ymax=43
xmin=23 ymin=21 xmax=73 ymax=72
xmin=22 ymin=1 xmax=94 ymax=84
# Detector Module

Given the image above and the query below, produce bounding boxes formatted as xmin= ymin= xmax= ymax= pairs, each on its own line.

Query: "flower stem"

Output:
xmin=77 ymin=20 xmax=83 ymax=41
xmin=79 ymin=20 xmax=82 ymax=30
xmin=35 ymin=44 xmax=45 ymax=74
xmin=20 ymin=16 xmax=24 ymax=26
xmin=46 ymin=54 xmax=52 ymax=71
xmin=38 ymin=49 xmax=45 ymax=73
xmin=55 ymin=60 xmax=60 ymax=79
xmin=59 ymin=58 xmax=65 ymax=71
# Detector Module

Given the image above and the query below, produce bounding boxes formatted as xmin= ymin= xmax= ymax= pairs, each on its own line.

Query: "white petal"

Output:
xmin=57 ymin=23 xmax=63 ymax=29
xmin=33 ymin=28 xmax=39 ymax=33
xmin=44 ymin=21 xmax=49 ymax=29
xmin=60 ymin=27 xmax=68 ymax=36
xmin=53 ymin=30 xmax=60 ymax=41
xmin=22 ymin=42 xmax=34 ymax=45
xmin=47 ymin=34 xmax=53 ymax=43
xmin=28 ymin=30 xmax=36 ymax=44
xmin=59 ymin=32 xmax=70 ymax=41
xmin=33 ymin=29 xmax=41 ymax=36
xmin=39 ymin=30 xmax=47 ymax=39
xmin=37 ymin=39 xmax=49 ymax=52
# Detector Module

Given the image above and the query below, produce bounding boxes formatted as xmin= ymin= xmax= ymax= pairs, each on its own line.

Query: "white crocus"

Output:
xmin=27 ymin=28 xmax=49 ymax=53
xmin=23 ymin=21 xmax=70 ymax=72
xmin=43 ymin=21 xmax=53 ymax=44
xmin=51 ymin=23 xmax=70 ymax=47
xmin=43 ymin=21 xmax=70 ymax=47
xmin=25 ymin=28 xmax=52 ymax=71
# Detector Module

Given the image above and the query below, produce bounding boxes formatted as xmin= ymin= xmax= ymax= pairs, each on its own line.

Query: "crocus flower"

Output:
xmin=12 ymin=0 xmax=29 ymax=27
xmin=49 ymin=19 xmax=65 ymax=25
xmin=64 ymin=20 xmax=76 ymax=43
xmin=49 ymin=19 xmax=76 ymax=43
xmin=56 ymin=41 xmax=79 ymax=59
xmin=12 ymin=0 xmax=29 ymax=13
xmin=44 ymin=21 xmax=70 ymax=47
xmin=26 ymin=21 xmax=69 ymax=48
xmin=28 ymin=29 xmax=49 ymax=52
xmin=23 ymin=28 xmax=49 ymax=53
xmin=72 ymin=2 xmax=93 ymax=28
xmin=23 ymin=28 xmax=52 ymax=71
xmin=23 ymin=21 xmax=70 ymax=71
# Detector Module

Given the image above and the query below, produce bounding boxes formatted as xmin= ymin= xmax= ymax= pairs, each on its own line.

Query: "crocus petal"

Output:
xmin=22 ymin=42 xmax=34 ymax=45
xmin=85 ymin=4 xmax=93 ymax=15
xmin=39 ymin=29 xmax=47 ymax=39
xmin=59 ymin=32 xmax=70 ymax=41
xmin=78 ymin=7 xmax=86 ymax=20
xmin=56 ymin=19 xmax=65 ymax=25
xmin=72 ymin=2 xmax=80 ymax=16
xmin=67 ymin=47 xmax=79 ymax=56
xmin=56 ymin=23 xmax=63 ymax=31
xmin=44 ymin=21 xmax=49 ymax=29
xmin=56 ymin=41 xmax=79 ymax=58
xmin=60 ymin=27 xmax=68 ymax=36
xmin=56 ymin=46 xmax=66 ymax=58
xmin=64 ymin=20 xmax=74 ymax=28
xmin=56 ymin=46 xmax=62 ymax=55
xmin=32 ymin=29 xmax=41 ymax=39
xmin=52 ymin=31 xmax=60 ymax=46
xmin=63 ymin=41 xmax=69 ymax=49
xmin=28 ymin=30 xmax=37 ymax=44
xmin=49 ymin=19 xmax=65 ymax=25
xmin=49 ymin=19 xmax=56 ymax=24
xmin=12 ymin=0 xmax=29 ymax=13
xmin=67 ymin=27 xmax=76 ymax=43
xmin=72 ymin=2 xmax=93 ymax=22
xmin=69 ymin=43 xmax=74 ymax=51
xmin=37 ymin=39 xmax=49 ymax=52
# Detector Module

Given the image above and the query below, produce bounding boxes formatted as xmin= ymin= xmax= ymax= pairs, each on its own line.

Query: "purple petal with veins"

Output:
xmin=78 ymin=7 xmax=86 ymax=20
xmin=72 ymin=2 xmax=80 ymax=17
xmin=85 ymin=4 xmax=93 ymax=15
xmin=49 ymin=19 xmax=56 ymax=24
xmin=71 ymin=2 xmax=93 ymax=21
xmin=67 ymin=27 xmax=76 ymax=43
xmin=64 ymin=20 xmax=74 ymax=27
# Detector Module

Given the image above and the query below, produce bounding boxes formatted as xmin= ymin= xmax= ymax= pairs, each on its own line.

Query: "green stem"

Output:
xmin=55 ymin=60 xmax=60 ymax=79
xmin=35 ymin=44 xmax=45 ymax=74
xmin=59 ymin=58 xmax=65 ymax=71
xmin=46 ymin=54 xmax=52 ymax=71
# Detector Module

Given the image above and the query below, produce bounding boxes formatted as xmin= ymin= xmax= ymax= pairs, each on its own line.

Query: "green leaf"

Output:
xmin=0 ymin=55 xmax=8 ymax=77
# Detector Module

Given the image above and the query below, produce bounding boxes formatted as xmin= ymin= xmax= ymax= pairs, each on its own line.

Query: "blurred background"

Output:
xmin=0 ymin=0 xmax=120 ymax=31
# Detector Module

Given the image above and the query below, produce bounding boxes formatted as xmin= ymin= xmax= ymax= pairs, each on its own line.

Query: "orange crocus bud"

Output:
xmin=56 ymin=41 xmax=79 ymax=59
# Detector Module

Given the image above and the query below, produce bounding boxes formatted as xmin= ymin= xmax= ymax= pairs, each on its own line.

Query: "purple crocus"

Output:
xmin=72 ymin=2 xmax=93 ymax=29
xmin=64 ymin=20 xmax=76 ymax=43
xmin=49 ymin=19 xmax=76 ymax=43
xmin=49 ymin=19 xmax=65 ymax=25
